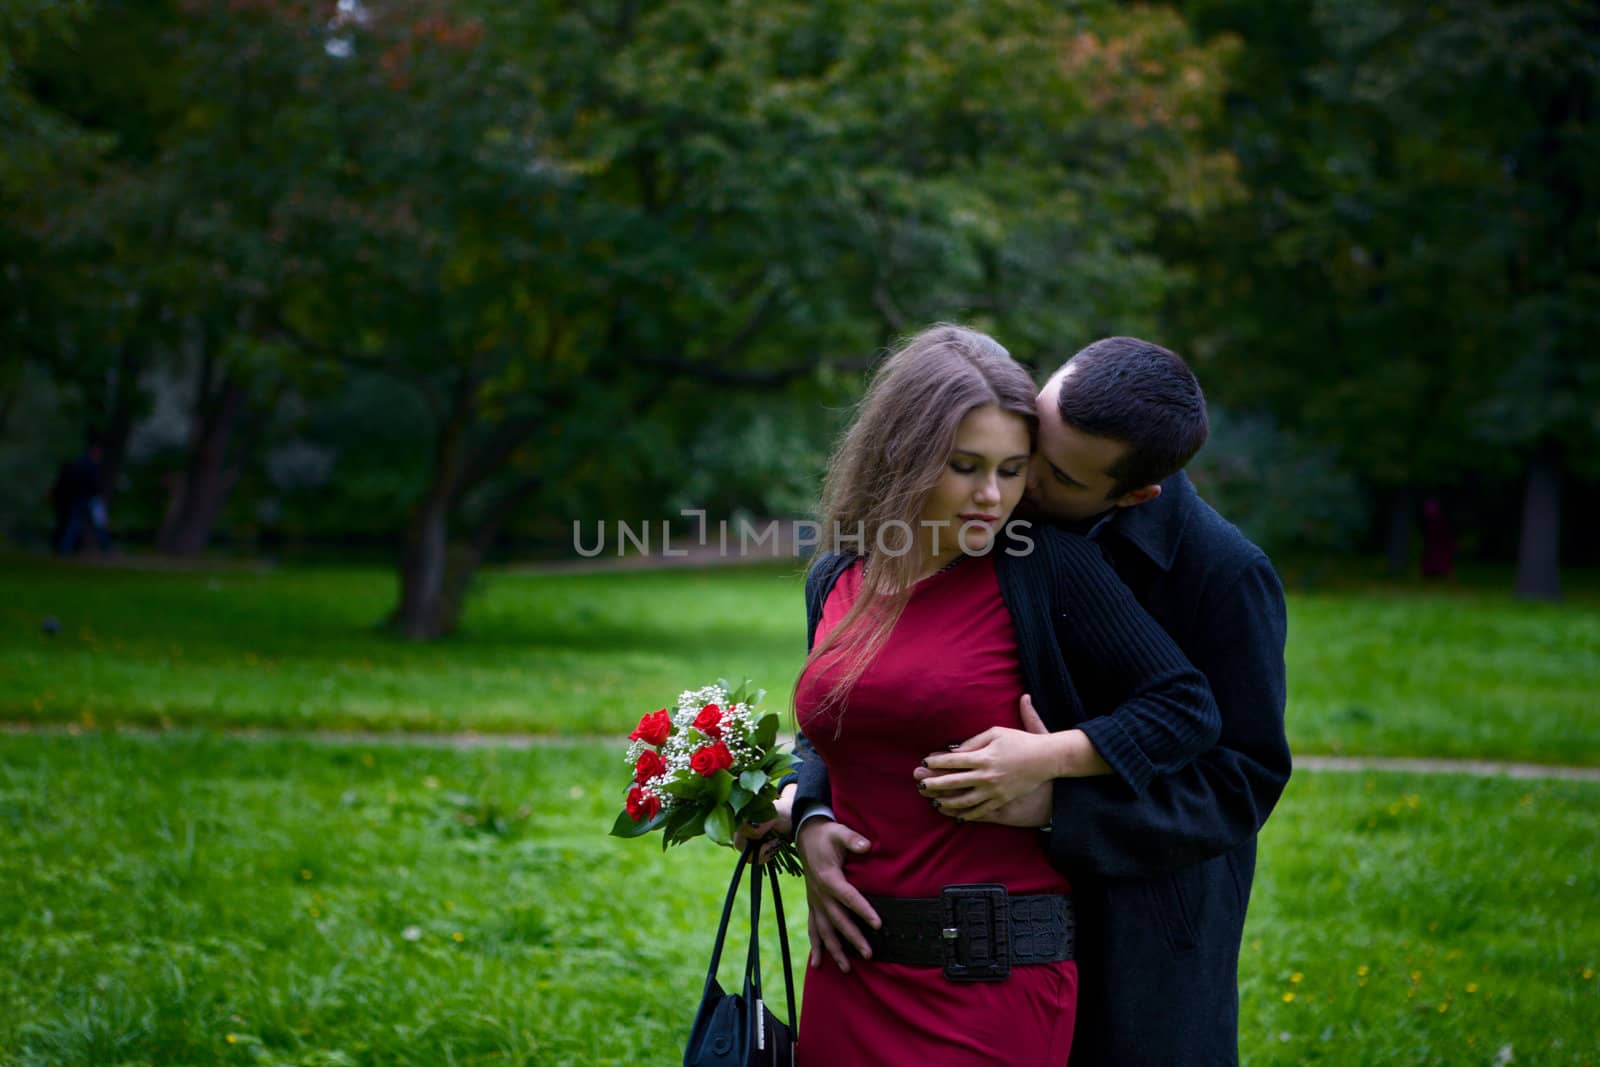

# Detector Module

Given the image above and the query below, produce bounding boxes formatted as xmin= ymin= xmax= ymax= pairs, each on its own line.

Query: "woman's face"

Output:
xmin=917 ymin=404 xmax=1031 ymax=560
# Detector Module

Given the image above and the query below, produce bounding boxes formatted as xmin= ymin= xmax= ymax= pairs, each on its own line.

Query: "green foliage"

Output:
xmin=1189 ymin=407 xmax=1371 ymax=554
xmin=7 ymin=0 xmax=1240 ymax=629
xmin=1171 ymin=0 xmax=1600 ymax=489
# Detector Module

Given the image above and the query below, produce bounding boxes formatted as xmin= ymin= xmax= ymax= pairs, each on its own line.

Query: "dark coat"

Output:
xmin=795 ymin=473 xmax=1290 ymax=1066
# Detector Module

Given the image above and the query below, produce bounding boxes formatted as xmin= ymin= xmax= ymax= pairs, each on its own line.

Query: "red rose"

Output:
xmin=634 ymin=749 xmax=666 ymax=784
xmin=689 ymin=740 xmax=734 ymax=778
xmin=693 ymin=703 xmax=723 ymax=740
xmin=626 ymin=785 xmax=661 ymax=821
xmin=628 ymin=709 xmax=672 ymax=747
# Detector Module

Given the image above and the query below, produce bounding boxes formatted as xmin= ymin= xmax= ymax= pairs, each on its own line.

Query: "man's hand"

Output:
xmin=914 ymin=694 xmax=1101 ymax=821
xmin=734 ymin=783 xmax=794 ymax=864
xmin=796 ymin=817 xmax=879 ymax=973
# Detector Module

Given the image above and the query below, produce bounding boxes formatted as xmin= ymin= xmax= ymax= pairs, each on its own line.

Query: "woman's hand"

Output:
xmin=733 ymin=782 xmax=795 ymax=863
xmin=914 ymin=695 xmax=1107 ymax=822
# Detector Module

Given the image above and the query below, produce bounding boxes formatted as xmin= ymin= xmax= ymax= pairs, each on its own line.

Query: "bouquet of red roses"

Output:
xmin=609 ymin=679 xmax=802 ymax=876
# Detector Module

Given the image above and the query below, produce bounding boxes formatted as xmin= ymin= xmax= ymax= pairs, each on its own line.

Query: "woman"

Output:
xmin=791 ymin=324 xmax=1219 ymax=1065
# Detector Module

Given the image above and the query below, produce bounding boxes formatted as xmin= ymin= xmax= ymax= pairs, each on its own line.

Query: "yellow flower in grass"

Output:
xmin=1438 ymin=1002 xmax=1449 ymax=1014
xmin=1281 ymin=992 xmax=1295 ymax=1003
xmin=1290 ymin=972 xmax=1303 ymax=985
xmin=1357 ymin=965 xmax=1370 ymax=977
xmin=226 ymin=1035 xmax=238 ymax=1045
xmin=452 ymin=931 xmax=465 ymax=943
xmin=1465 ymin=983 xmax=1479 ymax=993
xmin=1583 ymin=968 xmax=1595 ymax=980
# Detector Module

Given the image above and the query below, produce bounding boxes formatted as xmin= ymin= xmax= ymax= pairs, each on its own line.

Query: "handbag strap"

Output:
xmin=766 ymin=861 xmax=798 ymax=1026
xmin=702 ymin=844 xmax=799 ymax=1034
xmin=697 ymin=844 xmax=753 ymax=1006
xmin=740 ymin=851 xmax=799 ymax=1030
xmin=744 ymin=843 xmax=764 ymax=1012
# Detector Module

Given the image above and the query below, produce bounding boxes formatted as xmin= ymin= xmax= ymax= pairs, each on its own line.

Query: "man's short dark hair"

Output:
xmin=1056 ymin=336 xmax=1208 ymax=496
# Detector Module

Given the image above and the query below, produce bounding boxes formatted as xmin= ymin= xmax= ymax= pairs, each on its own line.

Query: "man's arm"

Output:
xmin=1045 ymin=557 xmax=1290 ymax=879
xmin=1046 ymin=532 xmax=1221 ymax=794
xmin=791 ymin=731 xmax=833 ymax=828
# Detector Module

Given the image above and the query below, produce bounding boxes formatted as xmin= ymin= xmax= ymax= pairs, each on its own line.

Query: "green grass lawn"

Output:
xmin=1288 ymin=587 xmax=1600 ymax=764
xmin=4 ymin=556 xmax=1599 ymax=764
xmin=2 ymin=732 xmax=1596 ymax=1066
xmin=0 ymin=558 xmax=807 ymax=735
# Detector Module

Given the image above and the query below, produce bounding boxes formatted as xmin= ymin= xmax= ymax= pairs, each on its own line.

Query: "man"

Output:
xmin=788 ymin=337 xmax=1290 ymax=1065
xmin=52 ymin=438 xmax=113 ymax=556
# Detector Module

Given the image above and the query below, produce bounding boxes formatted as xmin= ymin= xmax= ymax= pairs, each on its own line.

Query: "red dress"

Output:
xmin=794 ymin=554 xmax=1077 ymax=1066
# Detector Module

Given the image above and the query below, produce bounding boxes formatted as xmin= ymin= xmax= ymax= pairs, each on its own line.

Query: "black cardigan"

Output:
xmin=792 ymin=524 xmax=1220 ymax=825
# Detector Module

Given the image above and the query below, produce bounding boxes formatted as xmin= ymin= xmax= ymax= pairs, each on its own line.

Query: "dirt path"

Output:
xmin=5 ymin=722 xmax=1599 ymax=782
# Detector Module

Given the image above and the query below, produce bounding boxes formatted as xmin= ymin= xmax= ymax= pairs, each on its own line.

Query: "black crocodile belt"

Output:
xmin=863 ymin=883 xmax=1074 ymax=982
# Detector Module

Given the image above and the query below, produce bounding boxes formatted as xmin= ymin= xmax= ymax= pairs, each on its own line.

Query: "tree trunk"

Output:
xmin=98 ymin=344 xmax=147 ymax=503
xmin=1514 ymin=447 xmax=1562 ymax=601
xmin=394 ymin=495 xmax=455 ymax=639
xmin=428 ymin=476 xmax=545 ymax=637
xmin=1384 ymin=486 xmax=1414 ymax=578
xmin=159 ymin=367 xmax=248 ymax=557
xmin=389 ymin=371 xmax=480 ymax=640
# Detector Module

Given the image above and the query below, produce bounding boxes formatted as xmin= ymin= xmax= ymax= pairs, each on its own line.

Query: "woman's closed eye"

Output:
xmin=948 ymin=461 xmax=1025 ymax=478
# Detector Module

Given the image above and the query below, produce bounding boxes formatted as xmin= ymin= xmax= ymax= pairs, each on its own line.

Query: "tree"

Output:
xmin=10 ymin=0 xmax=1236 ymax=634
xmin=308 ymin=0 xmax=1240 ymax=638
xmin=1169 ymin=0 xmax=1600 ymax=594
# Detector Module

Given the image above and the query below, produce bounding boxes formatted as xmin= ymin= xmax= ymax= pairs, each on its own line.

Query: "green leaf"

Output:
xmin=704 ymin=805 xmax=734 ymax=847
xmin=727 ymin=678 xmax=765 ymax=709
xmin=711 ymin=769 xmax=734 ymax=805
xmin=608 ymin=808 xmax=663 ymax=839
xmin=661 ymin=774 xmax=708 ymax=800
xmin=662 ymin=803 xmax=702 ymax=844
xmin=763 ymin=752 xmax=800 ymax=779
xmin=752 ymin=713 xmax=779 ymax=751
xmin=730 ymin=785 xmax=753 ymax=812
xmin=740 ymin=798 xmax=778 ymax=825
xmin=739 ymin=769 xmax=769 ymax=794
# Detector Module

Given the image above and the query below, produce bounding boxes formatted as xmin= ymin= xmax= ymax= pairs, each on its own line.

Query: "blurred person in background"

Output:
xmin=51 ymin=437 xmax=113 ymax=556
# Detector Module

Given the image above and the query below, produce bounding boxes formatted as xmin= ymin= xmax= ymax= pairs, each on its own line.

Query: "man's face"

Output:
xmin=1025 ymin=370 xmax=1148 ymax=523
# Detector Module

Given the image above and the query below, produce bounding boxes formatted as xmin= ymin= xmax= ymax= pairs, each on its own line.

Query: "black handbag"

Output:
xmin=684 ymin=843 xmax=798 ymax=1067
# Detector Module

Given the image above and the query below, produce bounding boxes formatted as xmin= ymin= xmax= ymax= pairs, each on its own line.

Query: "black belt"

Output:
xmin=864 ymin=883 xmax=1074 ymax=982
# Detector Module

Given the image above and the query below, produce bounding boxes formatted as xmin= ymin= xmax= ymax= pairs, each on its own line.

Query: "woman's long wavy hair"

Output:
xmin=798 ymin=324 xmax=1038 ymax=724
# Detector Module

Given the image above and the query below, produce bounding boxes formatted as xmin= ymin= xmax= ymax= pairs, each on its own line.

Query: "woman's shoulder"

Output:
xmin=806 ymin=550 xmax=859 ymax=579
xmin=804 ymin=551 xmax=860 ymax=599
